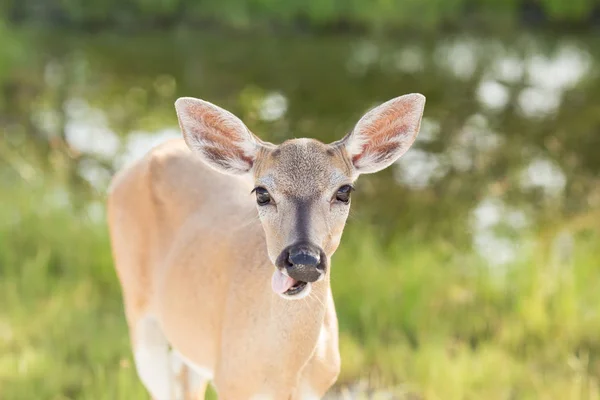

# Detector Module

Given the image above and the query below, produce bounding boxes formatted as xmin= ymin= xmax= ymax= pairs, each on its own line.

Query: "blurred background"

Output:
xmin=1 ymin=0 xmax=600 ymax=399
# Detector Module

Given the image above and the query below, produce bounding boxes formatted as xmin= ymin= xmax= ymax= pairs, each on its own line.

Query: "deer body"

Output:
xmin=108 ymin=94 xmax=425 ymax=399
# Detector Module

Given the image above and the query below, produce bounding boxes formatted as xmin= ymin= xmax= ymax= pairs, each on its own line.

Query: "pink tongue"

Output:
xmin=271 ymin=270 xmax=296 ymax=294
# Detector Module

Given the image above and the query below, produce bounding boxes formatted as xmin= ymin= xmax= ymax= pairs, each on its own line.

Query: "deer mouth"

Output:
xmin=285 ymin=280 xmax=308 ymax=296
xmin=271 ymin=269 xmax=310 ymax=298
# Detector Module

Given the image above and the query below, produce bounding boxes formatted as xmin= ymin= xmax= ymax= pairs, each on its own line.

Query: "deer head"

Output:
xmin=175 ymin=94 xmax=425 ymax=299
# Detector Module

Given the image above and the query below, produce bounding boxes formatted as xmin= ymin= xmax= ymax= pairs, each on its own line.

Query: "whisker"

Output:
xmin=309 ymin=290 xmax=326 ymax=311
xmin=346 ymin=208 xmax=361 ymax=222
xmin=302 ymin=296 xmax=309 ymax=310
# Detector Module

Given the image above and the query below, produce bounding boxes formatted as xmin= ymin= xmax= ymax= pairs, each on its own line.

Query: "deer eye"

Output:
xmin=253 ymin=187 xmax=272 ymax=206
xmin=335 ymin=185 xmax=354 ymax=204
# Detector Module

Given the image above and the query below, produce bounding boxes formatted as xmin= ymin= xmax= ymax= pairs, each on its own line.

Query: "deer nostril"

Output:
xmin=288 ymin=251 xmax=320 ymax=267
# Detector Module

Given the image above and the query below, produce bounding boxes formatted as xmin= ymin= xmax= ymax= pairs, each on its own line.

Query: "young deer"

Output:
xmin=107 ymin=93 xmax=425 ymax=399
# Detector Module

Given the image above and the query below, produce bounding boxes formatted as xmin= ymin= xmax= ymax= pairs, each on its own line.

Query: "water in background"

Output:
xmin=3 ymin=29 xmax=598 ymax=266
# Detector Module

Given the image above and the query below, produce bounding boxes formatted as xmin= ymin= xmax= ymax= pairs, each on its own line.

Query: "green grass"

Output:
xmin=333 ymin=228 xmax=600 ymax=399
xmin=1 ymin=176 xmax=600 ymax=399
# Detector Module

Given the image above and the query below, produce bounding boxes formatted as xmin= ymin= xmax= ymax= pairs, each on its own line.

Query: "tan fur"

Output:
xmin=108 ymin=139 xmax=341 ymax=399
xmin=107 ymin=94 xmax=425 ymax=399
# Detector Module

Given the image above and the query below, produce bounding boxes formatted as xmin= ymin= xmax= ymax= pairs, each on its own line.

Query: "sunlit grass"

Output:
xmin=332 ymin=222 xmax=600 ymax=399
xmin=1 ymin=177 xmax=600 ymax=399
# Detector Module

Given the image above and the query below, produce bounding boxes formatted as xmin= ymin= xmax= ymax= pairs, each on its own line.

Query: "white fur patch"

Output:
xmin=172 ymin=350 xmax=214 ymax=381
xmin=299 ymin=384 xmax=321 ymax=400
xmin=134 ymin=317 xmax=176 ymax=400
xmin=170 ymin=350 xmax=212 ymax=395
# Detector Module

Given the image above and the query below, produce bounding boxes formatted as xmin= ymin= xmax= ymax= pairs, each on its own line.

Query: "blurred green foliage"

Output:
xmin=0 ymin=0 xmax=598 ymax=30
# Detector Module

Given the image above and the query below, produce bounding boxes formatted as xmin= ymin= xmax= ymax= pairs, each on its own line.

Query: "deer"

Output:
xmin=107 ymin=93 xmax=425 ymax=399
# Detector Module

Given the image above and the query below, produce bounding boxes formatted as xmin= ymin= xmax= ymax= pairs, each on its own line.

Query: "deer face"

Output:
xmin=175 ymin=94 xmax=425 ymax=299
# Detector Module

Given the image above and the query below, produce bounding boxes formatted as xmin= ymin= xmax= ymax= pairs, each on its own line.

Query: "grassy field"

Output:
xmin=2 ymin=170 xmax=600 ymax=399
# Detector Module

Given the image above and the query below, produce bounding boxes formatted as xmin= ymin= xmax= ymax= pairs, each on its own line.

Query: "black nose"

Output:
xmin=288 ymin=244 xmax=320 ymax=267
xmin=276 ymin=242 xmax=325 ymax=283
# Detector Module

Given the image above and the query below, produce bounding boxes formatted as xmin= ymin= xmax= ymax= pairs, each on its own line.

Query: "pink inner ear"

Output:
xmin=186 ymin=119 xmax=254 ymax=170
xmin=177 ymin=97 xmax=258 ymax=173
xmin=351 ymin=121 xmax=412 ymax=165
xmin=190 ymin=121 xmax=255 ymax=171
xmin=184 ymin=102 xmax=246 ymax=144
xmin=348 ymin=94 xmax=425 ymax=172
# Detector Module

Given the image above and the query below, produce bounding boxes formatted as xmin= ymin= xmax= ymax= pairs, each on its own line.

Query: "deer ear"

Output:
xmin=175 ymin=97 xmax=264 ymax=175
xmin=339 ymin=94 xmax=425 ymax=175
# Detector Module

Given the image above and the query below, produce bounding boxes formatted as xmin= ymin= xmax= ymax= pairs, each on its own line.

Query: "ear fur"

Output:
xmin=339 ymin=93 xmax=425 ymax=174
xmin=175 ymin=97 xmax=263 ymax=175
